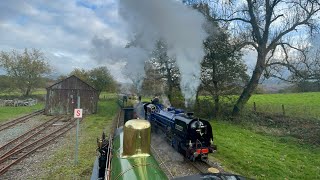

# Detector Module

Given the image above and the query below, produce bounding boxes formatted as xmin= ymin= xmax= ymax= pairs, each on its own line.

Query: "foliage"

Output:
xmin=0 ymin=49 xmax=51 ymax=96
xmin=169 ymin=87 xmax=185 ymax=108
xmin=0 ymin=75 xmax=14 ymax=93
xmin=88 ymin=66 xmax=117 ymax=93
xmin=143 ymin=39 xmax=180 ymax=101
xmin=210 ymin=120 xmax=320 ymax=180
xmin=195 ymin=4 xmax=248 ymax=116
xmin=289 ymin=79 xmax=320 ymax=93
xmin=69 ymin=68 xmax=89 ymax=82
xmin=69 ymin=66 xmax=117 ymax=94
xmin=141 ymin=61 xmax=165 ymax=96
xmin=195 ymin=95 xmax=238 ymax=118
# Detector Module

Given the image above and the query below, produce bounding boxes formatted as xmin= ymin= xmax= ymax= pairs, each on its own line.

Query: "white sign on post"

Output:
xmin=74 ymin=109 xmax=83 ymax=118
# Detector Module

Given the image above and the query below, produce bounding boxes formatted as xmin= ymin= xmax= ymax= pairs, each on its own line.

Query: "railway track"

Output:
xmin=189 ymin=160 xmax=214 ymax=173
xmin=0 ymin=116 xmax=79 ymax=176
xmin=0 ymin=109 xmax=44 ymax=132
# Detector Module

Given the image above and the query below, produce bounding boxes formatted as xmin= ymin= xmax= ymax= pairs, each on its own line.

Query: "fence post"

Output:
xmin=253 ymin=102 xmax=256 ymax=112
xmin=282 ymin=104 xmax=285 ymax=116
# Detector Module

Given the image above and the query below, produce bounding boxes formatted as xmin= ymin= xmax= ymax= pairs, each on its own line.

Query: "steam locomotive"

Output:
xmin=91 ymin=119 xmax=245 ymax=180
xmin=92 ymin=119 xmax=168 ymax=180
xmin=143 ymin=100 xmax=217 ymax=161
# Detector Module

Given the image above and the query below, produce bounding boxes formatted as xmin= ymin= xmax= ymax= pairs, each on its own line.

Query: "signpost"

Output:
xmin=74 ymin=96 xmax=81 ymax=165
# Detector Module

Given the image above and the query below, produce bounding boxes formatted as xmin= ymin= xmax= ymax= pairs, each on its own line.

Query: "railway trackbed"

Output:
xmin=0 ymin=116 xmax=80 ymax=176
xmin=189 ymin=159 xmax=217 ymax=173
xmin=0 ymin=109 xmax=44 ymax=132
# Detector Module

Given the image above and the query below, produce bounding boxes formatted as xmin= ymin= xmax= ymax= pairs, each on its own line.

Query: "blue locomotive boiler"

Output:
xmin=144 ymin=102 xmax=217 ymax=161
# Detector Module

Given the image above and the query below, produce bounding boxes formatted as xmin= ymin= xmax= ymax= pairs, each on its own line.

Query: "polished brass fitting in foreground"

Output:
xmin=122 ymin=119 xmax=151 ymax=158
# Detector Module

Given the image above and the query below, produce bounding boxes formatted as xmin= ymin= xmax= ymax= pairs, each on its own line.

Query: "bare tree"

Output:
xmin=210 ymin=0 xmax=320 ymax=115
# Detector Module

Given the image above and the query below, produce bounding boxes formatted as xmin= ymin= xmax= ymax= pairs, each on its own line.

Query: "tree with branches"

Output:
xmin=209 ymin=0 xmax=320 ymax=115
xmin=192 ymin=3 xmax=249 ymax=115
xmin=148 ymin=39 xmax=180 ymax=101
xmin=0 ymin=49 xmax=51 ymax=96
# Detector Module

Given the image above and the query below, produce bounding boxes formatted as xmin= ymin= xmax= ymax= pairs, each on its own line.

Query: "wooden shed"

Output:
xmin=45 ymin=75 xmax=99 ymax=115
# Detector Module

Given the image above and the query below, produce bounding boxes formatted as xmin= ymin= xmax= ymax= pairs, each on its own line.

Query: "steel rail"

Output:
xmin=0 ymin=116 xmax=63 ymax=158
xmin=150 ymin=145 xmax=174 ymax=179
xmin=0 ymin=109 xmax=44 ymax=132
xmin=0 ymin=117 xmax=73 ymax=164
xmin=0 ymin=117 xmax=80 ymax=176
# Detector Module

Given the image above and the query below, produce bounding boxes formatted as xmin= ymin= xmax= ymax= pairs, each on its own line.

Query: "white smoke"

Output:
xmin=92 ymin=0 xmax=208 ymax=104
xmin=119 ymin=0 xmax=207 ymax=104
xmin=91 ymin=37 xmax=148 ymax=92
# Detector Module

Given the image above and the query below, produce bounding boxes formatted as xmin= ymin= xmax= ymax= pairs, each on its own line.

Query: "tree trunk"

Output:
xmin=213 ymin=94 xmax=219 ymax=116
xmin=232 ymin=54 xmax=265 ymax=116
xmin=213 ymin=81 xmax=219 ymax=116
xmin=25 ymin=86 xmax=31 ymax=96
xmin=195 ymin=85 xmax=201 ymax=113
xmin=167 ymin=84 xmax=173 ymax=102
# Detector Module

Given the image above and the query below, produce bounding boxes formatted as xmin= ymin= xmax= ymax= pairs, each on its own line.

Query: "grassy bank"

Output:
xmin=38 ymin=98 xmax=118 ymax=179
xmin=210 ymin=120 xmax=320 ymax=179
xmin=0 ymin=103 xmax=44 ymax=123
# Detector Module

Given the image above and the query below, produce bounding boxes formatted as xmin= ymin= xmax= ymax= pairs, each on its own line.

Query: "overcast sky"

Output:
xmin=1 ymin=0 xmax=319 ymax=86
xmin=0 ymin=0 xmax=131 ymax=81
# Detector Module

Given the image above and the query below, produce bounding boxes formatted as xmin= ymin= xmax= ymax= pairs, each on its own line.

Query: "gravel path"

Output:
xmin=1 ymin=128 xmax=76 ymax=180
xmin=150 ymin=132 xmax=200 ymax=179
xmin=0 ymin=115 xmax=49 ymax=146
xmin=0 ymin=115 xmax=78 ymax=180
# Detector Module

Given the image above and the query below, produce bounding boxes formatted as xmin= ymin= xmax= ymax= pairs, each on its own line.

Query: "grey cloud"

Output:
xmin=0 ymin=0 xmax=123 ymax=79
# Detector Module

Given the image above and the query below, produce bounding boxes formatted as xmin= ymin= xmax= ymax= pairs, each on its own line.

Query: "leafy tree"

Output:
xmin=69 ymin=67 xmax=117 ymax=95
xmin=69 ymin=68 xmax=89 ymax=82
xmin=141 ymin=61 xmax=165 ymax=96
xmin=207 ymin=0 xmax=320 ymax=115
xmin=0 ymin=49 xmax=51 ymax=96
xmin=195 ymin=3 xmax=248 ymax=115
xmin=148 ymin=39 xmax=180 ymax=101
xmin=88 ymin=66 xmax=117 ymax=94
xmin=0 ymin=75 xmax=14 ymax=93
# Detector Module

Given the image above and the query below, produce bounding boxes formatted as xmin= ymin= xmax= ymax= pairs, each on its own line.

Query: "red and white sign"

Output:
xmin=74 ymin=109 xmax=83 ymax=118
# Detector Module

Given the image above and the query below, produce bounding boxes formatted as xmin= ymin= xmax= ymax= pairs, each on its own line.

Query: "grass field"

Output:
xmin=210 ymin=120 xmax=320 ymax=179
xmin=0 ymin=103 xmax=44 ymax=123
xmin=37 ymin=97 xmax=118 ymax=179
xmin=245 ymin=92 xmax=320 ymax=119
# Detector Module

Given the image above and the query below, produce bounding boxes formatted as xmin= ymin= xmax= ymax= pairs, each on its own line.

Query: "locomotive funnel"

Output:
xmin=122 ymin=119 xmax=151 ymax=157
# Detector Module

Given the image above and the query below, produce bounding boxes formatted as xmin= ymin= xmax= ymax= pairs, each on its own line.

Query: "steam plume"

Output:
xmin=92 ymin=0 xmax=208 ymax=104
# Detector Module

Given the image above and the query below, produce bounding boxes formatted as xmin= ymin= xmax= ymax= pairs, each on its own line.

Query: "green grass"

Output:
xmin=246 ymin=92 xmax=320 ymax=119
xmin=210 ymin=120 xmax=320 ymax=179
xmin=37 ymin=97 xmax=118 ymax=179
xmin=99 ymin=92 xmax=117 ymax=99
xmin=0 ymin=103 xmax=44 ymax=123
xmin=197 ymin=92 xmax=320 ymax=119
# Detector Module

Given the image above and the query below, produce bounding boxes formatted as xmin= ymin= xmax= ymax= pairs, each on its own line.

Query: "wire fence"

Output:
xmin=244 ymin=102 xmax=320 ymax=120
xmin=195 ymin=97 xmax=320 ymax=121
